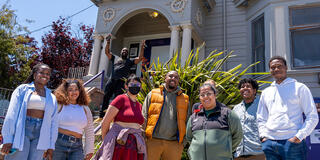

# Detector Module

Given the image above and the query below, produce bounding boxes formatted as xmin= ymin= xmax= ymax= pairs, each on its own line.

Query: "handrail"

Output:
xmin=83 ymin=71 xmax=105 ymax=135
xmin=83 ymin=70 xmax=105 ymax=90
xmin=94 ymin=124 xmax=101 ymax=134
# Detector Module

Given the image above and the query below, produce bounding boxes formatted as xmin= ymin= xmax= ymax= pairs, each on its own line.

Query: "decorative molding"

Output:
xmin=92 ymin=34 xmax=104 ymax=40
xmin=103 ymin=8 xmax=116 ymax=22
xmin=169 ymin=25 xmax=181 ymax=31
xmin=196 ymin=8 xmax=203 ymax=27
xmin=181 ymin=23 xmax=193 ymax=30
xmin=170 ymin=0 xmax=187 ymax=13
xmin=102 ymin=7 xmax=122 ymax=26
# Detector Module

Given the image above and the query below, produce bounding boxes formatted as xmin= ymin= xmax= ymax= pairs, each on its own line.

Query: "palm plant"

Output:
xmin=92 ymin=46 xmax=269 ymax=160
xmin=137 ymin=45 xmax=269 ymax=107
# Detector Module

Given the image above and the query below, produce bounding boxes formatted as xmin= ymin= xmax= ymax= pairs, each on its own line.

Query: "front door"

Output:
xmin=128 ymin=38 xmax=171 ymax=76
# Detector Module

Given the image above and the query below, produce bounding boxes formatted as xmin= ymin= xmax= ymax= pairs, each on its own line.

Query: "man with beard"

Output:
xmin=97 ymin=34 xmax=145 ymax=119
xmin=257 ymin=56 xmax=318 ymax=160
xmin=142 ymin=71 xmax=190 ymax=160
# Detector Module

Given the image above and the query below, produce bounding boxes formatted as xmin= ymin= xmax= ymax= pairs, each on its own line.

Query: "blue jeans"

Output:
xmin=261 ymin=139 xmax=307 ymax=160
xmin=5 ymin=116 xmax=44 ymax=160
xmin=52 ymin=132 xmax=84 ymax=160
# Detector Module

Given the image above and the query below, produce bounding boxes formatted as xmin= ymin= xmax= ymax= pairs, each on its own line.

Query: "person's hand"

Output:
xmin=261 ymin=137 xmax=267 ymax=143
xmin=140 ymin=40 xmax=146 ymax=48
xmin=85 ymin=153 xmax=93 ymax=160
xmin=288 ymin=136 xmax=301 ymax=144
xmin=106 ymin=34 xmax=112 ymax=43
xmin=43 ymin=149 xmax=53 ymax=160
xmin=1 ymin=143 xmax=12 ymax=155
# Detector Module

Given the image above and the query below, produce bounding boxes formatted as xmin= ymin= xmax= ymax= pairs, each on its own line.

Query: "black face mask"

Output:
xmin=128 ymin=86 xmax=140 ymax=95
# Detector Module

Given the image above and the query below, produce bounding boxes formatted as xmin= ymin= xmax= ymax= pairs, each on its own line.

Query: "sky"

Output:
xmin=1 ymin=0 xmax=98 ymax=45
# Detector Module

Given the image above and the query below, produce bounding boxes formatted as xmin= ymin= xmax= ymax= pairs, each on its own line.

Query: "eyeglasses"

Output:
xmin=199 ymin=92 xmax=215 ymax=98
xmin=128 ymin=82 xmax=141 ymax=87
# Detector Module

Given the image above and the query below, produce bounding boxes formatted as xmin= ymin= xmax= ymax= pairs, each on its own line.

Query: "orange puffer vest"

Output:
xmin=145 ymin=85 xmax=189 ymax=144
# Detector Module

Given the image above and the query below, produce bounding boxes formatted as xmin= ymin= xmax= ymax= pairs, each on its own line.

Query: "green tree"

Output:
xmin=36 ymin=17 xmax=93 ymax=89
xmin=0 ymin=3 xmax=37 ymax=89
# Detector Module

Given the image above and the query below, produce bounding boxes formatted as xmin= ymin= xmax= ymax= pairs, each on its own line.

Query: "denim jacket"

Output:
xmin=232 ymin=96 xmax=263 ymax=157
xmin=1 ymin=82 xmax=59 ymax=151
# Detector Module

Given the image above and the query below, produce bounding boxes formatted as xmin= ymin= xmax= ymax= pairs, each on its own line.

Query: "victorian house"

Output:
xmin=87 ymin=0 xmax=320 ymax=97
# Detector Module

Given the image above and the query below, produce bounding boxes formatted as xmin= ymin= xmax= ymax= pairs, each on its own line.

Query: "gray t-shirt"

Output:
xmin=153 ymin=89 xmax=178 ymax=140
xmin=142 ymin=86 xmax=188 ymax=141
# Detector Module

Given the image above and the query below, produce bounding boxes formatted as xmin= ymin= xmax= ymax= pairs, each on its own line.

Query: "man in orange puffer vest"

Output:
xmin=142 ymin=71 xmax=189 ymax=160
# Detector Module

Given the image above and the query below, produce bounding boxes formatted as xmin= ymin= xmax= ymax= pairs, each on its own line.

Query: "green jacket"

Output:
xmin=186 ymin=102 xmax=243 ymax=160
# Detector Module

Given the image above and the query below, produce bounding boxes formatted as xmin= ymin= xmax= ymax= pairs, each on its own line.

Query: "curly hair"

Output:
xmin=238 ymin=78 xmax=259 ymax=91
xmin=54 ymin=79 xmax=91 ymax=106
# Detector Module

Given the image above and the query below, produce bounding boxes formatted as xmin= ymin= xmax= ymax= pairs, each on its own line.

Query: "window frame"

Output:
xmin=289 ymin=4 xmax=320 ymax=69
xmin=251 ymin=14 xmax=265 ymax=72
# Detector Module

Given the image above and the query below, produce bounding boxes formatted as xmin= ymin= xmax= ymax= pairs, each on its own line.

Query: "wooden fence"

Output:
xmin=67 ymin=67 xmax=89 ymax=79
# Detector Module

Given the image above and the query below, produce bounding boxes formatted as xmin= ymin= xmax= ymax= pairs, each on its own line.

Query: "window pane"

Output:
xmin=252 ymin=15 xmax=265 ymax=72
xmin=254 ymin=46 xmax=265 ymax=72
xmin=291 ymin=6 xmax=320 ymax=26
xmin=253 ymin=17 xmax=265 ymax=45
xmin=292 ymin=28 xmax=320 ymax=67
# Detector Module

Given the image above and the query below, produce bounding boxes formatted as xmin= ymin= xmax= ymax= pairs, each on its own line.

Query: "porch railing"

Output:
xmin=0 ymin=88 xmax=13 ymax=125
xmin=83 ymin=71 xmax=105 ymax=134
xmin=84 ymin=70 xmax=105 ymax=90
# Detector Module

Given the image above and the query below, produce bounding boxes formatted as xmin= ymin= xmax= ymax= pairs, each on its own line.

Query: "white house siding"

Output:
xmin=89 ymin=0 xmax=320 ymax=97
xmin=247 ymin=0 xmax=320 ymax=97
xmin=204 ymin=0 xmax=250 ymax=70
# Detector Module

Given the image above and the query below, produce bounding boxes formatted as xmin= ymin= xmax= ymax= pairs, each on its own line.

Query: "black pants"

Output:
xmin=99 ymin=78 xmax=125 ymax=118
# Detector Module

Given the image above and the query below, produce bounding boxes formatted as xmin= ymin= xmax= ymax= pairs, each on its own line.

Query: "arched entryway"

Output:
xmin=111 ymin=11 xmax=171 ymax=76
xmin=88 ymin=8 xmax=195 ymax=77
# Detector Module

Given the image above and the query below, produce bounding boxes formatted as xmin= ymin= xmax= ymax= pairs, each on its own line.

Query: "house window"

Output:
xmin=290 ymin=5 xmax=320 ymax=68
xmin=252 ymin=14 xmax=265 ymax=72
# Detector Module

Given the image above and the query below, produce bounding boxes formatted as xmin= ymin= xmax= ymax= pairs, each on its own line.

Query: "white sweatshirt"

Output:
xmin=257 ymin=78 xmax=319 ymax=141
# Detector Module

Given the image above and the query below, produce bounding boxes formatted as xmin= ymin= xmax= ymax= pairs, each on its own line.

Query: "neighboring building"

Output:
xmin=87 ymin=0 xmax=320 ymax=98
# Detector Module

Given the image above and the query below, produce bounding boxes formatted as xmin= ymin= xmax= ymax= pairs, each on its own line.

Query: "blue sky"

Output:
xmin=1 ymin=0 xmax=98 ymax=45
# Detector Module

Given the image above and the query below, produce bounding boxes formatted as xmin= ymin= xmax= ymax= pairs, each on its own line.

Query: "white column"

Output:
xmin=274 ymin=6 xmax=291 ymax=68
xmin=181 ymin=24 xmax=193 ymax=66
xmin=87 ymin=34 xmax=103 ymax=76
xmin=98 ymin=37 xmax=108 ymax=74
xmin=169 ymin=25 xmax=181 ymax=58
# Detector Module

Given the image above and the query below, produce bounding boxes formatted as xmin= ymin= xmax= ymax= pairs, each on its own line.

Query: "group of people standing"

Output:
xmin=0 ymin=64 xmax=95 ymax=160
xmin=0 ymin=34 xmax=318 ymax=160
xmin=95 ymin=55 xmax=319 ymax=160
